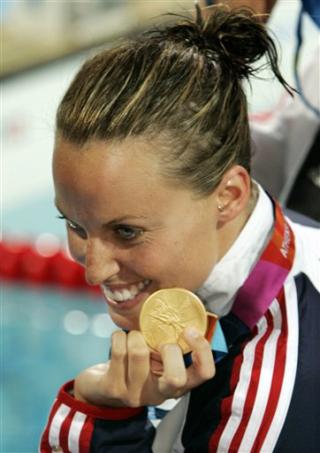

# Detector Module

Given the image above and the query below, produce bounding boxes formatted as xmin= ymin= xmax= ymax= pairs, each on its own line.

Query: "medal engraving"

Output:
xmin=139 ymin=288 xmax=207 ymax=353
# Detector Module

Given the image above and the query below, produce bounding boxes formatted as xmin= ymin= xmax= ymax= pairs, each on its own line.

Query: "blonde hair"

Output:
xmin=57 ymin=6 xmax=291 ymax=195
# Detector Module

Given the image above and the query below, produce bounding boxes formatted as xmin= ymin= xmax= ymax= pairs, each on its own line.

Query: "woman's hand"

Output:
xmin=74 ymin=328 xmax=215 ymax=408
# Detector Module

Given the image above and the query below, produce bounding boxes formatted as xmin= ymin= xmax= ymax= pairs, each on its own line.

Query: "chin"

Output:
xmin=109 ymin=312 xmax=140 ymax=332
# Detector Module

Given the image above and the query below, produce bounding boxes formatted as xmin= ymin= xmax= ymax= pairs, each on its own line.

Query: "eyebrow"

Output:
xmin=54 ymin=203 xmax=148 ymax=226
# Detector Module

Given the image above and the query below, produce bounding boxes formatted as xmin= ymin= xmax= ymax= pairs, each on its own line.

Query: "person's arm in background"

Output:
xmin=250 ymin=54 xmax=320 ymax=204
xmin=200 ymin=0 xmax=276 ymax=21
xmin=200 ymin=0 xmax=320 ymax=209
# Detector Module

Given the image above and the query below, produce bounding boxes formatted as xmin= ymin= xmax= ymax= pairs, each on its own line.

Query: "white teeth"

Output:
xmin=129 ymin=285 xmax=139 ymax=297
xmin=102 ymin=279 xmax=151 ymax=303
xmin=114 ymin=291 xmax=124 ymax=301
xmin=103 ymin=287 xmax=114 ymax=300
xmin=122 ymin=289 xmax=132 ymax=300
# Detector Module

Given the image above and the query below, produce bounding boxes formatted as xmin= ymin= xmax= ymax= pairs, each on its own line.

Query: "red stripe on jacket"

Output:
xmin=228 ymin=311 xmax=274 ymax=452
xmin=208 ymin=333 xmax=251 ymax=451
xmin=251 ymin=289 xmax=288 ymax=451
xmin=79 ymin=416 xmax=95 ymax=453
xmin=59 ymin=408 xmax=75 ymax=453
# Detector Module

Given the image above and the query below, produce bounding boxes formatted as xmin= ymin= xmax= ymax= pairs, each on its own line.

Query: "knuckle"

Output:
xmin=129 ymin=347 xmax=149 ymax=361
xmin=196 ymin=338 xmax=211 ymax=351
xmin=203 ymin=368 xmax=215 ymax=380
xmin=127 ymin=331 xmax=149 ymax=361
xmin=198 ymin=364 xmax=216 ymax=381
xmin=111 ymin=347 xmax=126 ymax=360
xmin=124 ymin=396 xmax=141 ymax=408
xmin=106 ymin=382 xmax=122 ymax=399
xmin=192 ymin=340 xmax=213 ymax=361
xmin=166 ymin=374 xmax=187 ymax=389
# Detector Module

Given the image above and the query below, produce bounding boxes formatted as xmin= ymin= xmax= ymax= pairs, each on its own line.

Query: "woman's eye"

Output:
xmin=66 ymin=221 xmax=87 ymax=239
xmin=115 ymin=226 xmax=143 ymax=241
xmin=57 ymin=215 xmax=87 ymax=239
xmin=66 ymin=219 xmax=78 ymax=230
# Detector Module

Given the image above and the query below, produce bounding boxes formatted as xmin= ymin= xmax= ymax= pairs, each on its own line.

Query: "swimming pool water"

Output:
xmin=1 ymin=283 xmax=116 ymax=451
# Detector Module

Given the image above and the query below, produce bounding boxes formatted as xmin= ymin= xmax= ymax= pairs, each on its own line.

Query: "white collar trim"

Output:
xmin=197 ymin=184 xmax=274 ymax=317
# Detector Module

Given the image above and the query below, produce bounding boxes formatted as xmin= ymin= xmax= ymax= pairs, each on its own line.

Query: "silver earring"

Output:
xmin=217 ymin=204 xmax=224 ymax=212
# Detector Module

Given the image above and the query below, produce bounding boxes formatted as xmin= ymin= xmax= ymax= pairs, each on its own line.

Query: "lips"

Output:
xmin=101 ymin=279 xmax=151 ymax=304
xmin=101 ymin=279 xmax=153 ymax=313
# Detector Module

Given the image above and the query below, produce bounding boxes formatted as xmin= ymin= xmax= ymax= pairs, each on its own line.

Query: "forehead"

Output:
xmin=52 ymin=137 xmax=181 ymax=216
xmin=53 ymin=136 xmax=161 ymax=187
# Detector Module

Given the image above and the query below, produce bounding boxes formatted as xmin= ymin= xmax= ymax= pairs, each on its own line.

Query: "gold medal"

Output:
xmin=139 ymin=288 xmax=208 ymax=353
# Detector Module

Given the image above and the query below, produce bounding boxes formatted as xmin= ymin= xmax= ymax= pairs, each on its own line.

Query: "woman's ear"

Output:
xmin=215 ymin=165 xmax=252 ymax=224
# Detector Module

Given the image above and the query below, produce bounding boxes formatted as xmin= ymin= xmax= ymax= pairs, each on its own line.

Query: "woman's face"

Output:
xmin=53 ymin=136 xmax=222 ymax=331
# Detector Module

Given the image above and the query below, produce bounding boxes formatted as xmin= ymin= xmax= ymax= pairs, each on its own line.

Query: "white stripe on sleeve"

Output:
xmin=68 ymin=411 xmax=87 ymax=453
xmin=48 ymin=403 xmax=71 ymax=447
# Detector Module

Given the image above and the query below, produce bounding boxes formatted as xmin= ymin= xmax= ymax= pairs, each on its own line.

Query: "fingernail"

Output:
xmin=185 ymin=327 xmax=199 ymax=338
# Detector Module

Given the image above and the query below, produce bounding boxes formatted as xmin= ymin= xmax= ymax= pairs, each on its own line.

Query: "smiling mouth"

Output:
xmin=101 ymin=279 xmax=151 ymax=303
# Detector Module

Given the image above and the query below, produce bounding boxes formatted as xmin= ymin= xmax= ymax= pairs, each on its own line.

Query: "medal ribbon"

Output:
xmin=231 ymin=201 xmax=295 ymax=328
xmin=206 ymin=201 xmax=295 ymax=359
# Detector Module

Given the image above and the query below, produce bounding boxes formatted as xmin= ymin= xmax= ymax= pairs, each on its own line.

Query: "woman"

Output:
xmin=40 ymin=6 xmax=320 ymax=452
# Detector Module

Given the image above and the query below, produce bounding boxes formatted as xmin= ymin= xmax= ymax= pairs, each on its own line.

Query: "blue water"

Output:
xmin=1 ymin=283 xmax=116 ymax=452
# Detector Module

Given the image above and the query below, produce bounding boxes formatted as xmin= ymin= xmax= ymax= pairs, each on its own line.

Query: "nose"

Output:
xmin=85 ymin=237 xmax=120 ymax=286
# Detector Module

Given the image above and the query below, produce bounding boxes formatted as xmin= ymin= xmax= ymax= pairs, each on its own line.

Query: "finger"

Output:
xmin=158 ymin=343 xmax=187 ymax=398
xmin=150 ymin=351 xmax=164 ymax=376
xmin=127 ymin=331 xmax=150 ymax=396
xmin=108 ymin=330 xmax=128 ymax=387
xmin=183 ymin=328 xmax=215 ymax=385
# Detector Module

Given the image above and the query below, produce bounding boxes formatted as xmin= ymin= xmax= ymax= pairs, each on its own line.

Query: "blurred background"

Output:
xmin=1 ymin=0 xmax=319 ymax=451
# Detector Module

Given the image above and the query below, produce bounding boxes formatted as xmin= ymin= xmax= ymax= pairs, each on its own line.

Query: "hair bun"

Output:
xmin=201 ymin=7 xmax=273 ymax=79
xmin=161 ymin=6 xmax=292 ymax=91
